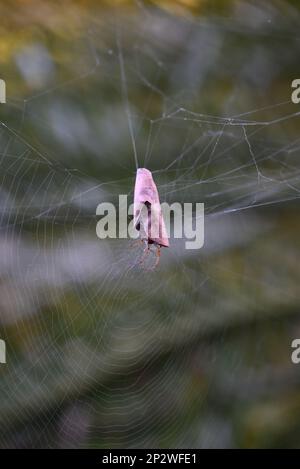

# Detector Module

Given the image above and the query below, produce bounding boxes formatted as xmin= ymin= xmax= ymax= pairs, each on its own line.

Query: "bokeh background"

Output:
xmin=1 ymin=0 xmax=300 ymax=448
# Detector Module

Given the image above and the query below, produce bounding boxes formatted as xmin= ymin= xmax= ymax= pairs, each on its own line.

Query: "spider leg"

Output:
xmin=129 ymin=238 xmax=144 ymax=249
xmin=153 ymin=245 xmax=161 ymax=269
xmin=145 ymin=244 xmax=161 ymax=271
xmin=138 ymin=240 xmax=150 ymax=266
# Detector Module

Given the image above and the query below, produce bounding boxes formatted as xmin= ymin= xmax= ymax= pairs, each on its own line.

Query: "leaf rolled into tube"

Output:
xmin=133 ymin=168 xmax=169 ymax=248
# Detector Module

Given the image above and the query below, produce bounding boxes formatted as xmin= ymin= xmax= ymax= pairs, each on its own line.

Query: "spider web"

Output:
xmin=0 ymin=0 xmax=300 ymax=449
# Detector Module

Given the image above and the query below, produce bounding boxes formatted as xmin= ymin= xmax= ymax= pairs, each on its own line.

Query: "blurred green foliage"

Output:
xmin=0 ymin=0 xmax=300 ymax=448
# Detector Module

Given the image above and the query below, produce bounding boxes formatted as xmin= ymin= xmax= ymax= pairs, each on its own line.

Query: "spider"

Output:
xmin=132 ymin=237 xmax=162 ymax=270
